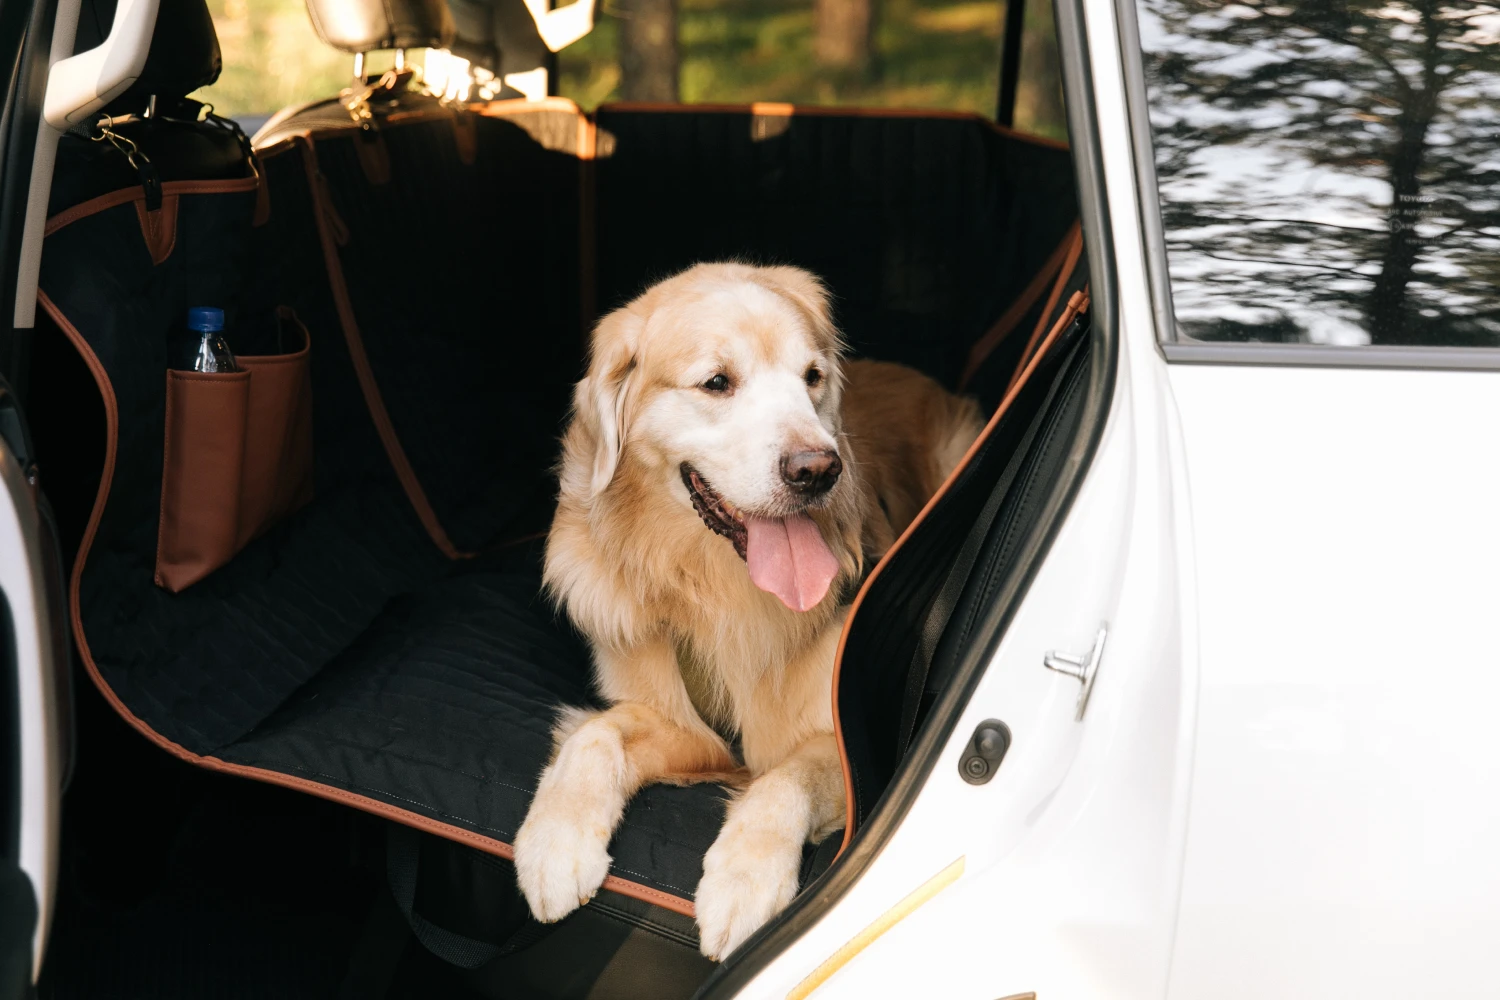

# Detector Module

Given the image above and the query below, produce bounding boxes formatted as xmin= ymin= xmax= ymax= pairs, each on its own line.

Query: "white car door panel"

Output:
xmin=732 ymin=285 xmax=1195 ymax=1000
xmin=0 ymin=382 xmax=65 ymax=991
xmin=1165 ymin=364 xmax=1500 ymax=1000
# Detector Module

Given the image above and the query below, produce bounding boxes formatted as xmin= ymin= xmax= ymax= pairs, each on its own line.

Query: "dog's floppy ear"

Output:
xmin=578 ymin=305 xmax=644 ymax=497
xmin=752 ymin=265 xmax=844 ymax=354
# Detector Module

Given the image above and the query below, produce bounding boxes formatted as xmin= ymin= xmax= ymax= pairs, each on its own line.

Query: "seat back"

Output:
xmin=593 ymin=104 xmax=1078 ymax=401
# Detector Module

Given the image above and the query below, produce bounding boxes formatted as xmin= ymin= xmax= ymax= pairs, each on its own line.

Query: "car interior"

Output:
xmin=22 ymin=0 xmax=1097 ymax=994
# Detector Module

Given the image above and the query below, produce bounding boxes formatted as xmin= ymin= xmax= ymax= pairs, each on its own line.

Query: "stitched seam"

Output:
xmin=244 ymin=758 xmax=521 ymax=837
xmin=604 ymin=865 xmax=695 ymax=897
xmin=236 ymin=757 xmax=701 ymax=900
xmin=246 ymin=723 xmax=539 ymax=796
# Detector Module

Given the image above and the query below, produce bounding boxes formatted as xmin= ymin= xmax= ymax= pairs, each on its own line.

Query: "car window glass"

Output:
xmin=1136 ymin=0 xmax=1500 ymax=347
xmin=196 ymin=0 xmax=350 ymax=131
xmin=192 ymin=0 xmax=1069 ymax=138
xmin=1011 ymin=0 xmax=1066 ymax=137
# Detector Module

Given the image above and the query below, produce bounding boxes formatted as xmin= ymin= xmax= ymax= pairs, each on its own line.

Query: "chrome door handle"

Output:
xmin=1043 ymin=623 xmax=1108 ymax=721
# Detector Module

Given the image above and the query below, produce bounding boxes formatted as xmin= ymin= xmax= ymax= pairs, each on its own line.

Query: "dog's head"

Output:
xmin=573 ymin=262 xmax=851 ymax=611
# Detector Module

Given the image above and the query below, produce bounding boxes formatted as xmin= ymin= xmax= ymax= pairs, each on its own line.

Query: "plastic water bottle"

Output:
xmin=185 ymin=307 xmax=238 ymax=373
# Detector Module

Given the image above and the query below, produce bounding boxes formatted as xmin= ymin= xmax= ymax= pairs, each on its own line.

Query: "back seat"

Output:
xmin=34 ymin=0 xmax=1084 ymax=991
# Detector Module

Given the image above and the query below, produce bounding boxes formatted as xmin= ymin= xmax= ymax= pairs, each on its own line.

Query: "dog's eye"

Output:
xmin=702 ymin=373 xmax=730 ymax=393
xmin=805 ymin=367 xmax=823 ymax=387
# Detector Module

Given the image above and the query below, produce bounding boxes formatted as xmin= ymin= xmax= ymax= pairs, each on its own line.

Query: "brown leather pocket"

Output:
xmin=155 ymin=310 xmax=314 ymax=592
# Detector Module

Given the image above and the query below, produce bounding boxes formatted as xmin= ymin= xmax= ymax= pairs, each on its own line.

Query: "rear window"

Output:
xmin=196 ymin=0 xmax=1067 ymax=140
xmin=1136 ymin=0 xmax=1500 ymax=347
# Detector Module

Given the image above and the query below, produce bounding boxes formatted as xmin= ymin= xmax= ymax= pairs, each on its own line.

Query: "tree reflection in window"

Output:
xmin=1138 ymin=0 xmax=1500 ymax=346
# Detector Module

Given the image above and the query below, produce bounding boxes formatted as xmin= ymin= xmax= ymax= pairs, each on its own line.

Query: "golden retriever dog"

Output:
xmin=514 ymin=262 xmax=983 ymax=959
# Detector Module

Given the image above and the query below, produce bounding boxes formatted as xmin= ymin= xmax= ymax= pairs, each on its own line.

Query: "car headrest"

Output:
xmin=74 ymin=0 xmax=222 ymax=116
xmin=447 ymin=0 xmax=498 ymax=74
xmin=306 ymin=0 xmax=455 ymax=53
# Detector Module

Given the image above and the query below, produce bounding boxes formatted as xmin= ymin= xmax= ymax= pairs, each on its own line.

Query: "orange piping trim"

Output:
xmin=1007 ymin=228 xmax=1085 ymax=396
xmin=595 ymin=102 xmax=1069 ymax=150
xmin=958 ymin=221 xmax=1080 ymax=391
xmin=831 ymin=284 xmax=1092 ymax=856
xmin=473 ymin=96 xmax=587 ymax=118
xmin=45 ymin=176 xmax=260 ymax=236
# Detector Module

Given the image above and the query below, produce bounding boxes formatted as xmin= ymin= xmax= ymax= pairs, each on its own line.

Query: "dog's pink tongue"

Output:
xmin=745 ymin=514 xmax=839 ymax=612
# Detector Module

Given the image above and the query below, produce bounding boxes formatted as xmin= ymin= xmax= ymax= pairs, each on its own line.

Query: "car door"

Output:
xmin=0 ymin=0 xmax=141 ymax=988
xmin=1120 ymin=0 xmax=1500 ymax=996
xmin=0 ymin=376 xmax=66 ymax=999
xmin=696 ymin=0 xmax=1202 ymax=995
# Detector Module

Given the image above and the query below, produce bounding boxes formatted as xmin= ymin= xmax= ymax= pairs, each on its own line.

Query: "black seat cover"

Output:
xmin=50 ymin=0 xmax=249 ymax=217
xmin=37 ymin=42 xmax=1079 ymax=986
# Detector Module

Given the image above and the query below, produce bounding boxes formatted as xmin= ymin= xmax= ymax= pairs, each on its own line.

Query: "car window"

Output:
xmin=1135 ymin=0 xmax=1500 ymax=347
xmin=560 ymin=0 xmax=1060 ymax=130
xmin=192 ymin=0 xmax=1067 ymax=138
xmin=197 ymin=0 xmax=350 ymax=131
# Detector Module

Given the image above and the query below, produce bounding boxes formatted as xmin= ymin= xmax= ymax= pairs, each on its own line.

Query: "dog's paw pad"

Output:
xmin=514 ymin=814 xmax=613 ymax=924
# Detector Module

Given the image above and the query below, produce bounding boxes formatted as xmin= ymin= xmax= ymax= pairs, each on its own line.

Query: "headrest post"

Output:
xmin=304 ymin=0 xmax=453 ymax=69
xmin=144 ymin=94 xmax=157 ymax=118
xmin=353 ymin=51 xmax=365 ymax=79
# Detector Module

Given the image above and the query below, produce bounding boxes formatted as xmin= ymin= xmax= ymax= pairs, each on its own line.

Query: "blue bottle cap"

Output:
xmin=187 ymin=307 xmax=225 ymax=332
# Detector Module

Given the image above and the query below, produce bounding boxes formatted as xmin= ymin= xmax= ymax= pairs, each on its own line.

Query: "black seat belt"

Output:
xmin=385 ymin=824 xmax=504 ymax=970
xmin=894 ymin=310 xmax=1088 ymax=759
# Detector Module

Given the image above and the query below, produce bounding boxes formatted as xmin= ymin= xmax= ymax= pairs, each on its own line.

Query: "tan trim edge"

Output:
xmin=786 ymin=856 xmax=965 ymax=1000
xmin=39 ymin=288 xmax=697 ymax=920
xmin=831 ymin=277 xmax=1092 ymax=856
xmin=45 ymin=176 xmax=260 ymax=237
xmin=253 ymin=98 xmax=589 ymax=160
xmin=958 ymin=221 xmax=1081 ymax=391
xmin=596 ymin=102 xmax=1070 ymax=151
xmin=473 ymin=96 xmax=587 ymax=118
xmin=295 ymin=136 xmax=468 ymax=560
xmin=1007 ymin=228 xmax=1086 ymax=396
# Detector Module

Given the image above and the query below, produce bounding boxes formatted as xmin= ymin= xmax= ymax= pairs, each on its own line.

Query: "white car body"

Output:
xmin=725 ymin=0 xmax=1500 ymax=996
xmin=5 ymin=0 xmax=1495 ymax=994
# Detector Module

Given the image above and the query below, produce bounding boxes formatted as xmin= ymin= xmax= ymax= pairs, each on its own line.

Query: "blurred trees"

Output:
xmin=1142 ymin=0 xmax=1500 ymax=345
xmin=816 ymin=0 xmax=874 ymax=70
xmin=197 ymin=0 xmax=1071 ymax=139
xmin=618 ymin=0 xmax=680 ymax=100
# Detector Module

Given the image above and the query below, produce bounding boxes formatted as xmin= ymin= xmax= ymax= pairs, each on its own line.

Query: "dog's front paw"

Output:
xmin=513 ymin=805 xmax=614 ymax=923
xmin=696 ymin=824 xmax=802 ymax=960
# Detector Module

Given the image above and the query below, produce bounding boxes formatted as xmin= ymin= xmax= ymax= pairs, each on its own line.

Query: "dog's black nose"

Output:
xmin=781 ymin=450 xmax=843 ymax=496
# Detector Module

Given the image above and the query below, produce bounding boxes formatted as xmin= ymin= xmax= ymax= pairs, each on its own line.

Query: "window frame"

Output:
xmin=1117 ymin=0 xmax=1500 ymax=372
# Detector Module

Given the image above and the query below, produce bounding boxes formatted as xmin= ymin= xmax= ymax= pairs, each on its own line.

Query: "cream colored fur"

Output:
xmin=513 ymin=262 xmax=983 ymax=959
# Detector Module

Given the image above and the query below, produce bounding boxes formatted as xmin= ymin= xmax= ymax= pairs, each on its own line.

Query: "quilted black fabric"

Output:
xmin=42 ymin=175 xmax=451 ymax=754
xmin=43 ymin=105 xmax=1079 ymax=928
xmin=306 ymin=111 xmax=584 ymax=552
xmin=222 ymin=541 xmax=732 ymax=900
xmin=595 ymin=108 xmax=1077 ymax=389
